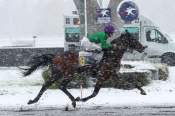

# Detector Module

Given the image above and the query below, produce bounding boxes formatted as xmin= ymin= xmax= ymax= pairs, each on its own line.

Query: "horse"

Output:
xmin=21 ymin=32 xmax=147 ymax=108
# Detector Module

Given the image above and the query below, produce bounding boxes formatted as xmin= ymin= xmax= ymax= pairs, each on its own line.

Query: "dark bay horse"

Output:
xmin=21 ymin=32 xmax=147 ymax=108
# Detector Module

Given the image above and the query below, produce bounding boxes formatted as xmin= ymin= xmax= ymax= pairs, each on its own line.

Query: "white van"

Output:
xmin=122 ymin=16 xmax=175 ymax=66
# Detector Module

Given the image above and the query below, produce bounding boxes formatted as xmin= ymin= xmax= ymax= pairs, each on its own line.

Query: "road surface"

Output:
xmin=1 ymin=105 xmax=175 ymax=116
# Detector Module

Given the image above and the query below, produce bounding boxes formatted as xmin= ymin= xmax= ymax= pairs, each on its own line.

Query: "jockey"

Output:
xmin=87 ymin=24 xmax=115 ymax=58
xmin=80 ymin=24 xmax=116 ymax=64
xmin=88 ymin=24 xmax=114 ymax=48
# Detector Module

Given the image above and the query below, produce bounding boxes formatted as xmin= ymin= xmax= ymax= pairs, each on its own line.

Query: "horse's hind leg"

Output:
xmin=76 ymin=79 xmax=102 ymax=102
xmin=28 ymin=64 xmax=61 ymax=105
xmin=59 ymin=78 xmax=77 ymax=108
xmin=28 ymin=79 xmax=55 ymax=104
xmin=135 ymin=84 xmax=146 ymax=95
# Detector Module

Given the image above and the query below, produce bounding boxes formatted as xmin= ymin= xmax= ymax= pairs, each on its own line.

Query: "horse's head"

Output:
xmin=112 ymin=33 xmax=147 ymax=53
xmin=127 ymin=33 xmax=147 ymax=53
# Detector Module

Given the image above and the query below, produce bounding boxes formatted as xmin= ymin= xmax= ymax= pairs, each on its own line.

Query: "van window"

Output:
xmin=146 ymin=29 xmax=168 ymax=44
xmin=121 ymin=27 xmax=139 ymax=40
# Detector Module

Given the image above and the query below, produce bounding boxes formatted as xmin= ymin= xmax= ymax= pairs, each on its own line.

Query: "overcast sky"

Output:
xmin=134 ymin=0 xmax=175 ymax=34
xmin=0 ymin=0 xmax=64 ymax=38
xmin=0 ymin=0 xmax=175 ymax=39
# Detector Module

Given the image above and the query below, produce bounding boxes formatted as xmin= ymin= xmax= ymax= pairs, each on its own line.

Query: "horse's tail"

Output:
xmin=22 ymin=54 xmax=54 ymax=77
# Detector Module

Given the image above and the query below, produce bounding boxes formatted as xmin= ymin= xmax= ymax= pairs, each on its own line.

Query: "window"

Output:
xmin=73 ymin=18 xmax=80 ymax=25
xmin=68 ymin=44 xmax=80 ymax=51
xmin=65 ymin=18 xmax=70 ymax=24
xmin=65 ymin=33 xmax=80 ymax=42
xmin=146 ymin=29 xmax=168 ymax=43
xmin=72 ymin=11 xmax=78 ymax=15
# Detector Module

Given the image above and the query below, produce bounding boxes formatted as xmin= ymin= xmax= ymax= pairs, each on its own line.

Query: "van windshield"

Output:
xmin=121 ymin=27 xmax=139 ymax=40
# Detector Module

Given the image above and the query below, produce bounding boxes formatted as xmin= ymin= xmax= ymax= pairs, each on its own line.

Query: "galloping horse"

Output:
xmin=22 ymin=32 xmax=147 ymax=108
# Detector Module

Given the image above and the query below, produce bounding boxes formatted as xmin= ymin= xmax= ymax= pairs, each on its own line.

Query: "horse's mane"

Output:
xmin=111 ymin=32 xmax=132 ymax=44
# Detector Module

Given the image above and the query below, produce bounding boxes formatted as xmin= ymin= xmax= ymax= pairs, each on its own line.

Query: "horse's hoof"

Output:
xmin=28 ymin=100 xmax=36 ymax=105
xmin=72 ymin=101 xmax=76 ymax=108
xmin=27 ymin=100 xmax=34 ymax=105
xmin=141 ymin=91 xmax=147 ymax=95
xmin=75 ymin=97 xmax=80 ymax=101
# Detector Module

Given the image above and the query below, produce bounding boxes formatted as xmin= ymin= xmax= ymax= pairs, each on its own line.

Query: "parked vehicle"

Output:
xmin=122 ymin=16 xmax=175 ymax=66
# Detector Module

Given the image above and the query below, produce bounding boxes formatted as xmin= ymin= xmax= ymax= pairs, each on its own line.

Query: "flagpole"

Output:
xmin=84 ymin=0 xmax=87 ymax=37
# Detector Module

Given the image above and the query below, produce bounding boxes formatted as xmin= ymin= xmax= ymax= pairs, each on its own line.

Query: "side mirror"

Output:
xmin=164 ymin=38 xmax=168 ymax=43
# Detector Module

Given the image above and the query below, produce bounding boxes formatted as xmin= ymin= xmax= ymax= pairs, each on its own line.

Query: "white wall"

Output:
xmin=0 ymin=0 xmax=64 ymax=47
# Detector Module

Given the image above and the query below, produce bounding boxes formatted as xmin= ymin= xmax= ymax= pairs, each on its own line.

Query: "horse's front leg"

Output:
xmin=59 ymin=78 xmax=77 ymax=108
xmin=113 ymin=72 xmax=147 ymax=95
xmin=76 ymin=78 xmax=103 ymax=102
xmin=28 ymin=79 xmax=55 ymax=105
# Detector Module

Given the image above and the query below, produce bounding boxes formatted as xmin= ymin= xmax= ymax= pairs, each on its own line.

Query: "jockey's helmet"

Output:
xmin=104 ymin=24 xmax=115 ymax=34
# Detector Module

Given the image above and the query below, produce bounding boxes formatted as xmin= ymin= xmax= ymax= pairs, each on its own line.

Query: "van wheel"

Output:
xmin=161 ymin=53 xmax=175 ymax=66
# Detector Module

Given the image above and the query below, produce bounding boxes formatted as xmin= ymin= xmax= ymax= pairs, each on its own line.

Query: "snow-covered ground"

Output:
xmin=0 ymin=0 xmax=175 ymax=110
xmin=0 ymin=64 xmax=175 ymax=110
